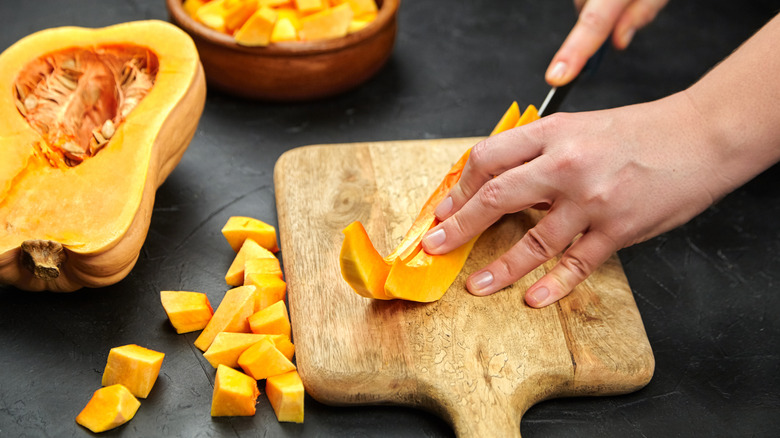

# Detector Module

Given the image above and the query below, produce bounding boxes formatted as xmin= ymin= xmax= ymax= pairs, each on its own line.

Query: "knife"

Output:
xmin=537 ymin=43 xmax=608 ymax=117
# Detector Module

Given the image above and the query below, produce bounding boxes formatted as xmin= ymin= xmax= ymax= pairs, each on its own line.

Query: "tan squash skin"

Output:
xmin=0 ymin=20 xmax=207 ymax=291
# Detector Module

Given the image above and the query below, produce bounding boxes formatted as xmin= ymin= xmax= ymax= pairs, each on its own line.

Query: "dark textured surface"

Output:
xmin=1 ymin=1 xmax=779 ymax=437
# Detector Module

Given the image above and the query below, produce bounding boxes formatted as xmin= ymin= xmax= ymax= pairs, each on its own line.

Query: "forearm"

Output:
xmin=684 ymin=13 xmax=780 ymax=195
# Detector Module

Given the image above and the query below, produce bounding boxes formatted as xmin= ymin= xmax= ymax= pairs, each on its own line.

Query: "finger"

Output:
xmin=524 ymin=230 xmax=617 ymax=307
xmin=424 ymin=157 xmax=555 ymax=255
xmin=546 ymin=0 xmax=631 ymax=86
xmin=435 ymin=124 xmax=546 ymax=221
xmin=463 ymin=200 xmax=590 ymax=296
xmin=612 ymin=0 xmax=669 ymax=49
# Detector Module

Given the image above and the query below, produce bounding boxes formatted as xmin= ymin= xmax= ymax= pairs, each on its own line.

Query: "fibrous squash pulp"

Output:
xmin=0 ymin=20 xmax=207 ymax=291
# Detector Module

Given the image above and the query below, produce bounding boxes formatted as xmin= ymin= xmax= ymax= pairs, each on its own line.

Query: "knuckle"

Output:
xmin=523 ymin=227 xmax=560 ymax=262
xmin=493 ymin=253 xmax=525 ymax=285
xmin=559 ymin=252 xmax=594 ymax=281
xmin=476 ymin=179 xmax=506 ymax=211
xmin=469 ymin=137 xmax=493 ymax=171
xmin=578 ymin=9 xmax=614 ymax=34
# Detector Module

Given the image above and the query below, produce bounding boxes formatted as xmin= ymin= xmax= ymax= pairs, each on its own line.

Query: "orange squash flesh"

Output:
xmin=0 ymin=20 xmax=206 ymax=292
xmin=211 ymin=364 xmax=261 ymax=417
xmin=340 ymin=103 xmax=539 ymax=302
xmin=75 ymin=384 xmax=141 ymax=433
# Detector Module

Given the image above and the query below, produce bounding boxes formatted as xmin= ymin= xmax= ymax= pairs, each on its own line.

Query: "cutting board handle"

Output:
xmin=450 ymin=408 xmax=522 ymax=438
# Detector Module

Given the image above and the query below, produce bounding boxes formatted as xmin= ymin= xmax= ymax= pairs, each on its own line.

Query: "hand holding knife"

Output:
xmin=538 ymin=43 xmax=608 ymax=117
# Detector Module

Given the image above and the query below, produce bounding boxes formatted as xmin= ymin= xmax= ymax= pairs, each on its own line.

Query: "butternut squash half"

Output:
xmin=0 ymin=20 xmax=207 ymax=292
xmin=340 ymin=103 xmax=539 ymax=302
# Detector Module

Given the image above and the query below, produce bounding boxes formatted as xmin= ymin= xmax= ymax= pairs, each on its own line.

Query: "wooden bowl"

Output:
xmin=166 ymin=0 xmax=399 ymax=101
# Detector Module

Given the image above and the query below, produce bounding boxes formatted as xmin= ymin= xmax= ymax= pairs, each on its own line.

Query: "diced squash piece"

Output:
xmin=211 ymin=365 xmax=260 ymax=416
xmin=160 ymin=291 xmax=214 ymax=334
xmin=101 ymin=345 xmax=165 ymax=399
xmin=299 ymin=3 xmax=353 ymax=41
xmin=224 ymin=0 xmax=259 ymax=33
xmin=195 ymin=0 xmax=228 ymax=33
xmin=260 ymin=0 xmax=293 ymax=7
xmin=238 ymin=337 xmax=296 ymax=380
xmin=276 ymin=7 xmax=303 ymax=29
xmin=194 ymin=285 xmax=257 ymax=351
xmin=271 ymin=335 xmax=295 ymax=361
xmin=271 ymin=17 xmax=298 ymax=42
xmin=266 ymin=370 xmax=304 ymax=423
xmin=225 ymin=238 xmax=276 ymax=286
xmin=243 ymin=257 xmax=283 ymax=283
xmin=183 ymin=0 xmax=209 ymax=16
xmin=203 ymin=332 xmax=282 ymax=369
xmin=345 ymin=0 xmax=376 ymax=16
xmin=235 ymin=7 xmax=278 ymax=47
xmin=294 ymin=0 xmax=326 ymax=14
xmin=348 ymin=13 xmax=376 ymax=33
xmin=76 ymin=384 xmax=141 ymax=433
xmin=245 ymin=274 xmax=287 ymax=312
xmin=222 ymin=216 xmax=279 ymax=253
xmin=248 ymin=300 xmax=292 ymax=338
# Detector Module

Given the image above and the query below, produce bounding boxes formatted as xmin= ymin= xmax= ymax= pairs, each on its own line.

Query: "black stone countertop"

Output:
xmin=1 ymin=0 xmax=779 ymax=436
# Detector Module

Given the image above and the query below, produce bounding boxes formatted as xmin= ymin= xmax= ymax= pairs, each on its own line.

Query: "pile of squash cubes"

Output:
xmin=75 ymin=216 xmax=302 ymax=433
xmin=185 ymin=0 xmax=379 ymax=46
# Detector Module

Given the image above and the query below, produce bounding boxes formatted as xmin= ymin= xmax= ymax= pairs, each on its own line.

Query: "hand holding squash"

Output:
xmin=425 ymin=13 xmax=780 ymax=308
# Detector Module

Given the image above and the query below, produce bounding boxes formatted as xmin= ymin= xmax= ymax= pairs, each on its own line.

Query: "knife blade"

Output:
xmin=538 ymin=43 xmax=608 ymax=117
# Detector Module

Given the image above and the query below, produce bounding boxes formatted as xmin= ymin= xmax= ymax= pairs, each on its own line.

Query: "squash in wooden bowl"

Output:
xmin=0 ymin=20 xmax=207 ymax=292
xmin=166 ymin=0 xmax=399 ymax=101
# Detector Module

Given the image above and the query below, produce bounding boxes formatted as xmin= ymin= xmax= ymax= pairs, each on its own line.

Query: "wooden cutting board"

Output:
xmin=273 ymin=138 xmax=654 ymax=437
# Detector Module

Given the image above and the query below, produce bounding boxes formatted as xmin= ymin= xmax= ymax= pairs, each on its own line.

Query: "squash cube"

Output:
xmin=349 ymin=13 xmax=376 ymax=33
xmin=271 ymin=334 xmax=296 ymax=361
xmin=238 ymin=337 xmax=296 ymax=380
xmin=195 ymin=0 xmax=228 ymax=33
xmin=211 ymin=365 xmax=260 ymax=416
xmin=299 ymin=3 xmax=353 ymax=41
xmin=101 ymin=344 xmax=165 ymax=398
xmin=271 ymin=17 xmax=299 ymax=42
xmin=248 ymin=300 xmax=292 ymax=338
xmin=160 ymin=290 xmax=214 ymax=334
xmin=76 ymin=384 xmax=141 ymax=433
xmin=276 ymin=7 xmax=303 ymax=29
xmin=222 ymin=216 xmax=280 ymax=253
xmin=224 ymin=0 xmax=259 ymax=33
xmin=235 ymin=7 xmax=279 ymax=47
xmin=225 ymin=238 xmax=276 ymax=286
xmin=345 ymin=0 xmax=376 ymax=16
xmin=260 ymin=0 xmax=293 ymax=7
xmin=294 ymin=0 xmax=326 ymax=14
xmin=194 ymin=285 xmax=257 ymax=351
xmin=183 ymin=0 xmax=209 ymax=16
xmin=243 ymin=257 xmax=283 ymax=282
xmin=203 ymin=332 xmax=282 ymax=369
xmin=245 ymin=273 xmax=287 ymax=312
xmin=266 ymin=370 xmax=304 ymax=423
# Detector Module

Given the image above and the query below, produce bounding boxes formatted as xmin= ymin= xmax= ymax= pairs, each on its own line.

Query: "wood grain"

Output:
xmin=273 ymin=138 xmax=654 ymax=437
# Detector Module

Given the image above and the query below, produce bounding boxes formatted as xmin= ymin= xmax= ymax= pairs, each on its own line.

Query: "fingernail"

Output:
xmin=422 ymin=228 xmax=446 ymax=251
xmin=549 ymin=61 xmax=567 ymax=81
xmin=622 ymin=28 xmax=635 ymax=47
xmin=469 ymin=270 xmax=494 ymax=293
xmin=528 ymin=287 xmax=550 ymax=307
xmin=434 ymin=196 xmax=453 ymax=218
